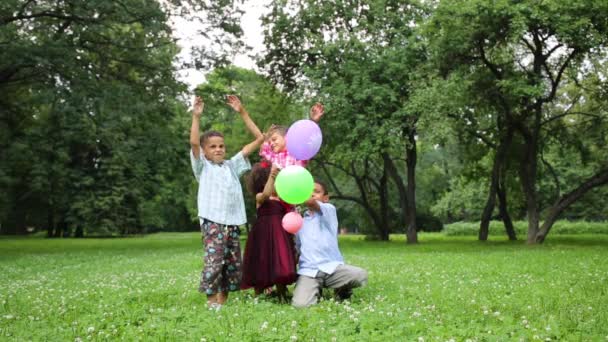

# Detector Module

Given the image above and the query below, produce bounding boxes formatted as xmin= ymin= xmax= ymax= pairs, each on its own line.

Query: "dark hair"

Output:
xmin=246 ymin=160 xmax=272 ymax=194
xmin=266 ymin=124 xmax=288 ymax=138
xmin=314 ymin=179 xmax=329 ymax=195
xmin=201 ymin=130 xmax=224 ymax=146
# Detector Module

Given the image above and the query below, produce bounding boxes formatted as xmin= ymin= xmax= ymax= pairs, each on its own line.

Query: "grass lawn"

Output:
xmin=1 ymin=233 xmax=607 ymax=341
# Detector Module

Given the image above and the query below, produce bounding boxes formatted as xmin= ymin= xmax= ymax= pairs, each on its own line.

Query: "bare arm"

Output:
xmin=227 ymin=95 xmax=264 ymax=157
xmin=190 ymin=96 xmax=204 ymax=159
xmin=241 ymin=135 xmax=264 ymax=158
xmin=304 ymin=197 xmax=321 ymax=212
xmin=227 ymin=95 xmax=264 ymax=139
xmin=256 ymin=165 xmax=279 ymax=206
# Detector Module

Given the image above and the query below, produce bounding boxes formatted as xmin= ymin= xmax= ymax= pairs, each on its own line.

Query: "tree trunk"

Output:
xmin=405 ymin=129 xmax=418 ymax=244
xmin=536 ymin=168 xmax=608 ymax=243
xmin=497 ymin=180 xmax=516 ymax=240
xmin=351 ymin=161 xmax=388 ymax=240
xmin=518 ymin=128 xmax=540 ymax=244
xmin=479 ymin=176 xmax=497 ymax=241
xmin=3 ymin=193 xmax=28 ymax=235
xmin=74 ymin=225 xmax=84 ymax=238
xmin=480 ymin=129 xmax=513 ymax=241
xmin=47 ymin=210 xmax=55 ymax=238
xmin=378 ymin=161 xmax=390 ymax=241
xmin=54 ymin=215 xmax=65 ymax=238
xmin=318 ymin=160 xmax=388 ymax=240
xmin=382 ymin=153 xmax=408 ymax=231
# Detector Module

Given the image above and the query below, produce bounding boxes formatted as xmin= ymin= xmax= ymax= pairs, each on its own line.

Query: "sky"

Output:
xmin=172 ymin=1 xmax=271 ymax=92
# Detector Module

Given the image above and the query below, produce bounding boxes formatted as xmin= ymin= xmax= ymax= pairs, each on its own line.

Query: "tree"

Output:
xmin=0 ymin=0 xmax=244 ymax=235
xmin=425 ymin=0 xmax=608 ymax=243
xmin=261 ymin=0 xmax=427 ymax=242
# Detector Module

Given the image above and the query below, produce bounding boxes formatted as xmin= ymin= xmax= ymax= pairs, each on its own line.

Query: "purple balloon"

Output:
xmin=286 ymin=119 xmax=323 ymax=160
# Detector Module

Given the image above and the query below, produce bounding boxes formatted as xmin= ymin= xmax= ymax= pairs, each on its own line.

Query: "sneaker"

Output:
xmin=334 ymin=288 xmax=352 ymax=301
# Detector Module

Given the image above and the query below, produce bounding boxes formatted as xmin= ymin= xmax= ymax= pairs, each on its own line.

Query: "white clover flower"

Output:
xmin=290 ymin=336 xmax=297 ymax=341
xmin=87 ymin=327 xmax=95 ymax=334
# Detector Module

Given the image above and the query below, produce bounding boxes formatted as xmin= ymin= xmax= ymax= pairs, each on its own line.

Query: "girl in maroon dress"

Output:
xmin=241 ymin=160 xmax=298 ymax=301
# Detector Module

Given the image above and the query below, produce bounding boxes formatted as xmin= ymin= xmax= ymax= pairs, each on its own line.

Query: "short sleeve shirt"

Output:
xmin=190 ymin=150 xmax=251 ymax=225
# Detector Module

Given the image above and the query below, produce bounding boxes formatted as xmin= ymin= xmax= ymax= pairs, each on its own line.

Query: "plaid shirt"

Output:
xmin=259 ymin=141 xmax=307 ymax=169
xmin=190 ymin=150 xmax=251 ymax=225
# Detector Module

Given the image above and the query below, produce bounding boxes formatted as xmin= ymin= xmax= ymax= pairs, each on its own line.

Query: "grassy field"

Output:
xmin=1 ymin=233 xmax=607 ymax=341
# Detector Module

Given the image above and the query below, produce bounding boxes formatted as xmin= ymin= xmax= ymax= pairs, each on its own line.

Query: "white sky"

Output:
xmin=172 ymin=1 xmax=270 ymax=91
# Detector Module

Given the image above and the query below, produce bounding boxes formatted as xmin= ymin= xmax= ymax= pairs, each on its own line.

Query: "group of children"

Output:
xmin=189 ymin=95 xmax=367 ymax=310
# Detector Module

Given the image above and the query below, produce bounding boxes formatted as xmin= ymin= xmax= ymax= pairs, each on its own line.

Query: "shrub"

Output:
xmin=443 ymin=220 xmax=608 ymax=236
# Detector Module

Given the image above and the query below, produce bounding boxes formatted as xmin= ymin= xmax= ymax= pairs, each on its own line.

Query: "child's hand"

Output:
xmin=192 ymin=96 xmax=204 ymax=118
xmin=226 ymin=95 xmax=244 ymax=113
xmin=270 ymin=165 xmax=280 ymax=179
xmin=309 ymin=103 xmax=324 ymax=122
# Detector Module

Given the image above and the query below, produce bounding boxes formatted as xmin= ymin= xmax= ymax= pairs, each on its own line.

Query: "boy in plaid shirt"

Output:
xmin=190 ymin=95 xmax=264 ymax=309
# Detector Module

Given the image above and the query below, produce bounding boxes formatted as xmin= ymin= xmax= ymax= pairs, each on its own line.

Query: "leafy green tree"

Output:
xmin=425 ymin=0 xmax=608 ymax=243
xmin=0 ymin=0 xmax=244 ymax=235
xmin=261 ymin=0 xmax=428 ymax=242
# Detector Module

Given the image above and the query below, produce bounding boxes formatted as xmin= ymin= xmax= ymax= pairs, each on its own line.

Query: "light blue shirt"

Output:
xmin=190 ymin=150 xmax=251 ymax=226
xmin=295 ymin=202 xmax=344 ymax=277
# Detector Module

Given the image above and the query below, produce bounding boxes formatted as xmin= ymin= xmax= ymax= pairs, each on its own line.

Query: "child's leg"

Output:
xmin=324 ymin=265 xmax=368 ymax=300
xmin=292 ymin=275 xmax=322 ymax=308
xmin=199 ymin=220 xmax=228 ymax=307
xmin=217 ymin=291 xmax=229 ymax=304
xmin=276 ymin=284 xmax=288 ymax=303
xmin=217 ymin=224 xmax=242 ymax=305
xmin=207 ymin=293 xmax=221 ymax=306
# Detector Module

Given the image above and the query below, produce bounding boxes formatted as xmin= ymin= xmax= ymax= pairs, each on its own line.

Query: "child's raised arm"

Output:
xmin=226 ymin=95 xmax=264 ymax=157
xmin=256 ymin=165 xmax=279 ymax=206
xmin=309 ymin=102 xmax=324 ymax=123
xmin=190 ymin=96 xmax=204 ymax=159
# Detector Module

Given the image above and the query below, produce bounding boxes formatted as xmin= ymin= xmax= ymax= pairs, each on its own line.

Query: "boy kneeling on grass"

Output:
xmin=292 ymin=180 xmax=368 ymax=308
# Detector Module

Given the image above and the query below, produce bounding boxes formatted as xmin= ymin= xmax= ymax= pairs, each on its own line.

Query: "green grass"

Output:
xmin=1 ymin=233 xmax=608 ymax=341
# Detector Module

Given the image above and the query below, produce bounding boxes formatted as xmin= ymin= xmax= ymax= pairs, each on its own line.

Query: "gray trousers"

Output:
xmin=292 ymin=264 xmax=368 ymax=308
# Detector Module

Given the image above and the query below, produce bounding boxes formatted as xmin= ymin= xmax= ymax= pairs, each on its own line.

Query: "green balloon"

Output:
xmin=275 ymin=166 xmax=314 ymax=204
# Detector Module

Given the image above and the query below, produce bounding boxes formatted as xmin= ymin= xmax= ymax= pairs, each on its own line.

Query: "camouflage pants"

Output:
xmin=199 ymin=219 xmax=242 ymax=295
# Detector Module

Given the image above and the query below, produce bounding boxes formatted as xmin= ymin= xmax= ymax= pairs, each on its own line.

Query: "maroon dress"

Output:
xmin=241 ymin=199 xmax=297 ymax=291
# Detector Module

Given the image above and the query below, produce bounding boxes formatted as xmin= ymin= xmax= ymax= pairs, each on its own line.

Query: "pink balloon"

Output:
xmin=282 ymin=212 xmax=303 ymax=234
